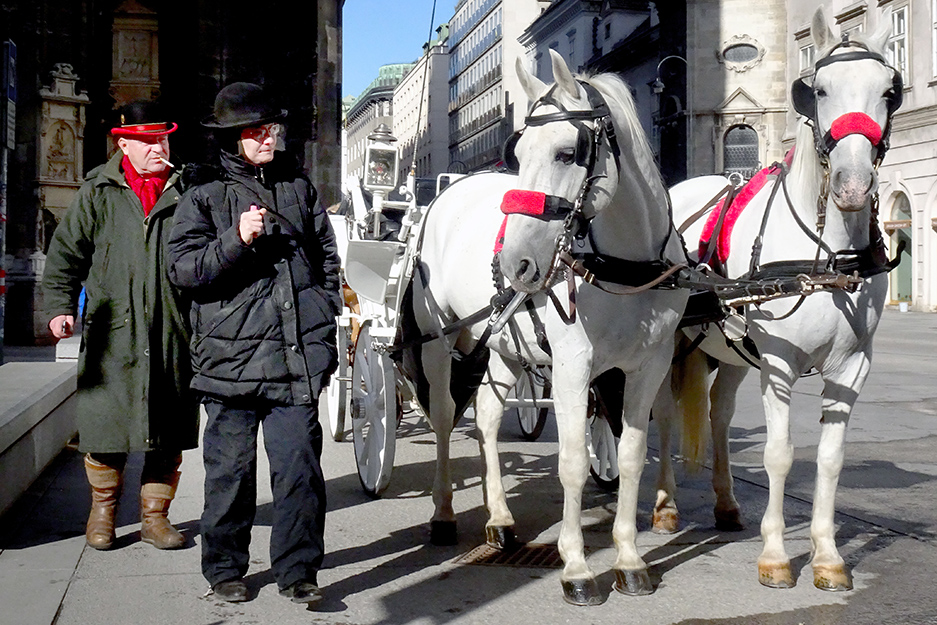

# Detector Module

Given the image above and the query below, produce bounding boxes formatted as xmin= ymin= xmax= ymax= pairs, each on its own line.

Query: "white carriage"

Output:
xmin=322 ymin=126 xmax=619 ymax=497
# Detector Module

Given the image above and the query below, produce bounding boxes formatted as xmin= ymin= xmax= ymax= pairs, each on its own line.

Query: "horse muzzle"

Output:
xmin=829 ymin=163 xmax=877 ymax=212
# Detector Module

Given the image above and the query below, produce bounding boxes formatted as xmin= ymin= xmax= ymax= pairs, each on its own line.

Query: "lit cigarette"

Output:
xmin=157 ymin=156 xmax=175 ymax=168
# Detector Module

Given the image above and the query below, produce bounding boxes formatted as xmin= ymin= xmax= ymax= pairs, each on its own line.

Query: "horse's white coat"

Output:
xmin=411 ymin=50 xmax=688 ymax=598
xmin=659 ymin=7 xmax=894 ymax=590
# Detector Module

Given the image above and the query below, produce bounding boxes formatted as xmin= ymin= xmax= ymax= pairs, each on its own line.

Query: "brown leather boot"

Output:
xmin=84 ymin=454 xmax=123 ymax=550
xmin=140 ymin=471 xmax=185 ymax=550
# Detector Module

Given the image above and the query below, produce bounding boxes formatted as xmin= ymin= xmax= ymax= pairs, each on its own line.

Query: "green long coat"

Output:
xmin=42 ymin=152 xmax=199 ymax=453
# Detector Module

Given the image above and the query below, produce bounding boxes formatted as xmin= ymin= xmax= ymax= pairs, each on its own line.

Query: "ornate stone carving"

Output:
xmin=38 ymin=63 xmax=89 ymax=225
xmin=109 ymin=0 xmax=161 ymax=106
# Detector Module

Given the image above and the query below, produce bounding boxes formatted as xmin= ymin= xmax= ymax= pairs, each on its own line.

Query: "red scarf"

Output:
xmin=122 ymin=155 xmax=169 ymax=217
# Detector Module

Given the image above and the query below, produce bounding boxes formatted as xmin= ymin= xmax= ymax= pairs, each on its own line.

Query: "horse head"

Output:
xmin=498 ymin=50 xmax=627 ymax=293
xmin=792 ymin=6 xmax=901 ymax=213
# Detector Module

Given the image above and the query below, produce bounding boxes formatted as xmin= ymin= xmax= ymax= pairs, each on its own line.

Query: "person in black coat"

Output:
xmin=167 ymin=82 xmax=341 ymax=605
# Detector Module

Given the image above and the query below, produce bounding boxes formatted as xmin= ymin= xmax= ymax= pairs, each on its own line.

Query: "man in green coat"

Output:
xmin=42 ymin=101 xmax=199 ymax=551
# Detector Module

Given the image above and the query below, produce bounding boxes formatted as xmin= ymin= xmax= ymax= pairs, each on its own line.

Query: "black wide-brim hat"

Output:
xmin=202 ymin=82 xmax=288 ymax=129
xmin=111 ymin=100 xmax=178 ymax=137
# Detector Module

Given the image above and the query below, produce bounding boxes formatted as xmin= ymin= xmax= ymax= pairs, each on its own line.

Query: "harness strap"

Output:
xmin=700 ymin=182 xmax=741 ymax=268
xmin=677 ymin=183 xmax=733 ymax=234
xmin=558 ymin=249 xmax=687 ymax=295
xmin=749 ymin=162 xmax=790 ymax=276
xmin=525 ymin=298 xmax=552 ymax=356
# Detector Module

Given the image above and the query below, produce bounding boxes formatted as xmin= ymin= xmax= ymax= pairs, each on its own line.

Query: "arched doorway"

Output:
xmin=886 ymin=193 xmax=913 ymax=303
xmin=723 ymin=124 xmax=759 ymax=180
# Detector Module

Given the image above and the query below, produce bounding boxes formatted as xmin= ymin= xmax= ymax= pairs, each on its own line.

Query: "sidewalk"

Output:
xmin=1 ymin=309 xmax=937 ymax=624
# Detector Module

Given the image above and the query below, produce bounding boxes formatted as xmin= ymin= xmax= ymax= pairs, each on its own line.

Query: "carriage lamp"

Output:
xmin=364 ymin=124 xmax=399 ymax=193
xmin=363 ymin=124 xmax=400 ymax=237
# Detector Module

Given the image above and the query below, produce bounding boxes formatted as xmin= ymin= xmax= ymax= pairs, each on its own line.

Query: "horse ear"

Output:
xmin=869 ymin=7 xmax=893 ymax=54
xmin=549 ymin=49 xmax=580 ymax=102
xmin=810 ymin=6 xmax=835 ymax=51
xmin=515 ymin=56 xmax=546 ymax=103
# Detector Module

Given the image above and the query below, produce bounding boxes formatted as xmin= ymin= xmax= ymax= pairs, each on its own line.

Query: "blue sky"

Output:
xmin=342 ymin=0 xmax=450 ymax=99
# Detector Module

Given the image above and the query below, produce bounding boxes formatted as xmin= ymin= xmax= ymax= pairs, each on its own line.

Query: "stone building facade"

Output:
xmin=447 ymin=0 xmax=551 ymax=172
xmin=0 ymin=0 xmax=343 ymax=346
xmin=393 ymin=28 xmax=450 ymax=183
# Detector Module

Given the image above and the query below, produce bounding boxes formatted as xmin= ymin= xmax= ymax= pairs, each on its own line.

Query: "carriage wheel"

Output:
xmin=515 ymin=373 xmax=551 ymax=441
xmin=351 ymin=323 xmax=397 ymax=497
xmin=326 ymin=323 xmax=351 ymax=441
xmin=587 ymin=384 xmax=620 ymax=491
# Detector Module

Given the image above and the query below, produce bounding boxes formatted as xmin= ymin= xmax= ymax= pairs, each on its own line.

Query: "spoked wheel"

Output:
xmin=351 ymin=323 xmax=397 ymax=497
xmin=515 ymin=371 xmax=551 ymax=441
xmin=587 ymin=382 xmax=623 ymax=491
xmin=326 ymin=322 xmax=351 ymax=441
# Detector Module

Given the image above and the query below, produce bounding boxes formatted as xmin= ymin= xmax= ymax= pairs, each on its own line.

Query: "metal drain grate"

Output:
xmin=455 ymin=543 xmax=564 ymax=568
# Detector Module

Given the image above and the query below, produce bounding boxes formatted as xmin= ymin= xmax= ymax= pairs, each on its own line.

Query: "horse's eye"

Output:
xmin=816 ymin=88 xmax=827 ymax=98
xmin=555 ymin=149 xmax=575 ymax=164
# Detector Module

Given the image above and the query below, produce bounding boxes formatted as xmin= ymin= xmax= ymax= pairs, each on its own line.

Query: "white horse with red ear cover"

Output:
xmin=657 ymin=5 xmax=898 ymax=591
xmin=414 ymin=47 xmax=688 ymax=605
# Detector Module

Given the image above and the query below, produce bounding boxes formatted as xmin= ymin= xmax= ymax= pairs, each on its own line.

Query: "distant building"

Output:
xmin=345 ymin=63 xmax=415 ymax=184
xmin=447 ymin=0 xmax=551 ymax=172
xmin=393 ymin=25 xmax=450 ymax=181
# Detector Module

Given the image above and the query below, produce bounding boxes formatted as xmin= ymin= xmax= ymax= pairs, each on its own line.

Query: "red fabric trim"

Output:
xmin=699 ymin=147 xmax=795 ymax=263
xmin=494 ymin=216 xmax=508 ymax=254
xmin=122 ymin=155 xmax=169 ymax=217
xmin=829 ymin=112 xmax=882 ymax=146
xmin=501 ymin=189 xmax=547 ymax=216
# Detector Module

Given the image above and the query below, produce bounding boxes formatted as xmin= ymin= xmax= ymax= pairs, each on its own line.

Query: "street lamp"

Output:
xmin=364 ymin=123 xmax=399 ymax=237
xmin=653 ymin=55 xmax=687 ymax=93
xmin=652 ymin=55 xmax=691 ymax=182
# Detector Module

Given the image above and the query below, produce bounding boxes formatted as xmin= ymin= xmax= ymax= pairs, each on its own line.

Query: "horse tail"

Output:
xmin=672 ymin=333 xmax=711 ymax=469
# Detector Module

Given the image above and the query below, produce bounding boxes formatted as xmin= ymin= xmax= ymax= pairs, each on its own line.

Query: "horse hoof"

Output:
xmin=652 ymin=509 xmax=679 ymax=534
xmin=561 ymin=578 xmax=604 ymax=606
xmin=813 ymin=564 xmax=852 ymax=591
xmin=758 ymin=562 xmax=795 ymax=588
xmin=613 ymin=568 xmax=654 ymax=596
xmin=485 ymin=525 xmax=518 ymax=551
xmin=430 ymin=520 xmax=458 ymax=546
xmin=714 ymin=508 xmax=744 ymax=532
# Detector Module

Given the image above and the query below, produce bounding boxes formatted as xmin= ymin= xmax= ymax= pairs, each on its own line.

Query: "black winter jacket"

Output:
xmin=167 ymin=151 xmax=341 ymax=404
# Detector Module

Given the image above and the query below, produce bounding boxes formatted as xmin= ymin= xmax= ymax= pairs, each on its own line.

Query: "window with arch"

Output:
xmin=723 ymin=124 xmax=759 ymax=179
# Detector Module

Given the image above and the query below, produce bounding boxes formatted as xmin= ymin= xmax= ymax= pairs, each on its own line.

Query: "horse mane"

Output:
xmin=577 ymin=70 xmax=666 ymax=198
xmin=788 ymin=119 xmax=824 ymax=209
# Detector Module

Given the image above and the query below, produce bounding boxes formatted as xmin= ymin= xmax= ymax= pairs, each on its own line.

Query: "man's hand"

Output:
xmin=239 ymin=205 xmax=267 ymax=245
xmin=50 ymin=314 xmax=75 ymax=340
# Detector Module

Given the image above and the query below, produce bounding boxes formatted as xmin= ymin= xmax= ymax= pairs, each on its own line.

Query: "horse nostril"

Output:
xmin=516 ymin=259 xmax=531 ymax=280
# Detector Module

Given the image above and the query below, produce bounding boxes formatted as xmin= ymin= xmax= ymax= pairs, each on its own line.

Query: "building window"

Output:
xmin=888 ymin=5 xmax=909 ymax=83
xmin=723 ymin=125 xmax=759 ymax=179
xmin=799 ymin=44 xmax=815 ymax=74
xmin=724 ymin=43 xmax=759 ymax=63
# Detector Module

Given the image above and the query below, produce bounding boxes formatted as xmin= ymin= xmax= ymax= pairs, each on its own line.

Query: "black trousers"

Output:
xmin=200 ymin=398 xmax=326 ymax=590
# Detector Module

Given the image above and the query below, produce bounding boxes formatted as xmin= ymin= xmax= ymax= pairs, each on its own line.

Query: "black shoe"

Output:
xmin=279 ymin=581 xmax=323 ymax=604
xmin=213 ymin=579 xmax=248 ymax=602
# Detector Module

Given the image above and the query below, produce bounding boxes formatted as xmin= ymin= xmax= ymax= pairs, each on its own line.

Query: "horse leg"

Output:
xmin=553 ymin=361 xmax=602 ymax=605
xmin=710 ymin=363 xmax=748 ymax=531
xmin=475 ymin=353 xmax=521 ymax=550
xmin=757 ymin=355 xmax=798 ymax=588
xmin=651 ymin=366 xmax=679 ymax=534
xmin=421 ymin=337 xmax=459 ymax=545
xmin=612 ymin=359 xmax=666 ymax=597
xmin=811 ymin=352 xmax=870 ymax=591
